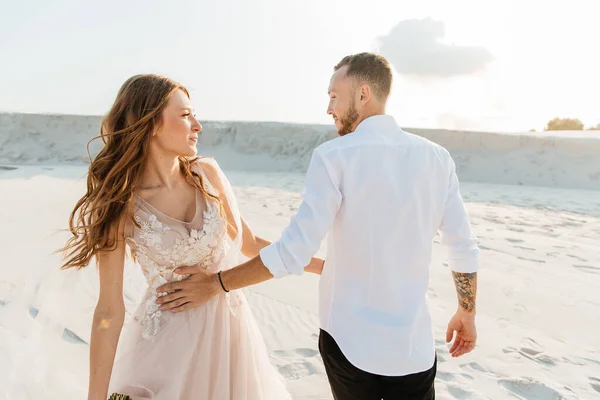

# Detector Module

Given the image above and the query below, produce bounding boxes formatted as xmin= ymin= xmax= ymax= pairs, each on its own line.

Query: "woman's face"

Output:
xmin=152 ymin=89 xmax=202 ymax=157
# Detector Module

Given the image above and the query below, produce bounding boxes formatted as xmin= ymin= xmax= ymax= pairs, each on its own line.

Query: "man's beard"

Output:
xmin=337 ymin=100 xmax=359 ymax=136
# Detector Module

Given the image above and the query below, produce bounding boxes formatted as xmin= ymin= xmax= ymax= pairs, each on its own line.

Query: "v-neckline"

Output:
xmin=135 ymin=189 xmax=202 ymax=225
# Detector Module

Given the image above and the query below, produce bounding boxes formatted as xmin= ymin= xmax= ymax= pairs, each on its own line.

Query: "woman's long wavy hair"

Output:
xmin=60 ymin=74 xmax=219 ymax=270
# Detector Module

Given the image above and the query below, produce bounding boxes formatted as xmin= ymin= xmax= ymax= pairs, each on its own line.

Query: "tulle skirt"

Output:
xmin=108 ymin=290 xmax=291 ymax=400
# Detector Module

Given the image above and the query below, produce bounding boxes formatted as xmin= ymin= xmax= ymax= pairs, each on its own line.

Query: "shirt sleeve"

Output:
xmin=260 ymin=148 xmax=342 ymax=278
xmin=439 ymin=157 xmax=480 ymax=273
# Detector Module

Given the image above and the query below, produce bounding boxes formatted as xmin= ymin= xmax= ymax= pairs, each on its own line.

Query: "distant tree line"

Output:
xmin=534 ymin=117 xmax=600 ymax=131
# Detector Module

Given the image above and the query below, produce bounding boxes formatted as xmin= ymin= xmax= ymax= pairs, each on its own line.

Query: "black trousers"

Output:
xmin=318 ymin=329 xmax=436 ymax=400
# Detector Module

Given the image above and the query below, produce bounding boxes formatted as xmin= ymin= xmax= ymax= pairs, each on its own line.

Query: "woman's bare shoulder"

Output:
xmin=193 ymin=156 xmax=225 ymax=193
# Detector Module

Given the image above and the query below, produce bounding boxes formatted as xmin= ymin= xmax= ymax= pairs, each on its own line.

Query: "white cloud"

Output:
xmin=377 ymin=18 xmax=494 ymax=78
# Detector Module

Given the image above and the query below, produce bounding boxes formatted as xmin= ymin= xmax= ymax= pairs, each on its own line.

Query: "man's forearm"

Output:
xmin=218 ymin=254 xmax=325 ymax=292
xmin=219 ymin=256 xmax=274 ymax=292
xmin=452 ymin=271 xmax=477 ymax=313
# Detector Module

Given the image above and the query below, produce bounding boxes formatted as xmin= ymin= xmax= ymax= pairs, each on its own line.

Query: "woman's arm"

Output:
xmin=88 ymin=221 xmax=127 ymax=400
xmin=239 ymin=217 xmax=268 ymax=258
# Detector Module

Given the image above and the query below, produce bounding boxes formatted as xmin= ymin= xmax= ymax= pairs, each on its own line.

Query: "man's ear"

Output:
xmin=359 ymin=84 xmax=371 ymax=104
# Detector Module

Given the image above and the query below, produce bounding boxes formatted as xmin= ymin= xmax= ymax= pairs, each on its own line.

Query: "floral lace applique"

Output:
xmin=135 ymin=214 xmax=170 ymax=248
xmin=127 ymin=197 xmax=228 ymax=340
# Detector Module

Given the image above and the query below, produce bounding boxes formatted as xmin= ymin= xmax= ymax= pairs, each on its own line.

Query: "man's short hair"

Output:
xmin=334 ymin=53 xmax=393 ymax=101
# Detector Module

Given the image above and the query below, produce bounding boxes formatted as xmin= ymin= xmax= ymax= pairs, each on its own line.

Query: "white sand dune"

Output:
xmin=2 ymin=112 xmax=600 ymax=190
xmin=0 ymin=113 xmax=599 ymax=399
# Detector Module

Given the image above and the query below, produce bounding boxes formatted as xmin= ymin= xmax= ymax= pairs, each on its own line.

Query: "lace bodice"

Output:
xmin=125 ymin=176 xmax=228 ymax=339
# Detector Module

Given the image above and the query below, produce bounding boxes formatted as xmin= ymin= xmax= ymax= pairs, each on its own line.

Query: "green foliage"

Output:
xmin=545 ymin=117 xmax=584 ymax=131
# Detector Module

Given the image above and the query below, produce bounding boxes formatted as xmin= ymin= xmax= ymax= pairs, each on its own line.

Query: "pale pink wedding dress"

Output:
xmin=106 ymin=158 xmax=291 ymax=399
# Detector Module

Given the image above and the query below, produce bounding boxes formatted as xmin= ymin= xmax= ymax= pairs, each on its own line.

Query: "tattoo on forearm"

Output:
xmin=452 ymin=272 xmax=477 ymax=312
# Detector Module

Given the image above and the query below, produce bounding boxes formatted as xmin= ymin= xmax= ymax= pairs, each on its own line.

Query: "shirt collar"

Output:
xmin=353 ymin=114 xmax=399 ymax=135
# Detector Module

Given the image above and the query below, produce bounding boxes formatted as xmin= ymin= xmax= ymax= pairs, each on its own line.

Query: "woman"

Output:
xmin=60 ymin=74 xmax=323 ymax=399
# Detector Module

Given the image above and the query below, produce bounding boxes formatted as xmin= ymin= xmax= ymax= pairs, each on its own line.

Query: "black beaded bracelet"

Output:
xmin=217 ymin=271 xmax=229 ymax=293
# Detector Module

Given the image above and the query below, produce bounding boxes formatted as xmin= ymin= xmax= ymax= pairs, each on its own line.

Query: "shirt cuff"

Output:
xmin=260 ymin=243 xmax=290 ymax=278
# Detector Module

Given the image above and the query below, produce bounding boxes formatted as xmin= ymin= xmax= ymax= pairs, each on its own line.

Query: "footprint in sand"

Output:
xmin=273 ymin=348 xmax=321 ymax=380
xmin=517 ymin=346 xmax=558 ymax=367
xmin=435 ymin=341 xmax=450 ymax=360
xmin=514 ymin=303 xmax=527 ymax=313
xmin=447 ymin=384 xmax=478 ymax=399
xmin=436 ymin=372 xmax=454 ymax=382
xmin=534 ymin=354 xmax=558 ymax=366
xmin=294 ymin=348 xmax=319 ymax=357
xmin=461 ymin=373 xmax=474 ymax=381
xmin=567 ymin=254 xmax=588 ymax=262
xmin=462 ymin=362 xmax=487 ymax=373
xmin=520 ymin=347 xmax=542 ymax=356
xmin=498 ymin=378 xmax=565 ymax=399
xmin=514 ymin=245 xmax=536 ymax=251
xmin=573 ymin=265 xmax=600 ymax=274
xmin=272 ymin=348 xmax=319 ymax=358
xmin=590 ymin=377 xmax=600 ymax=393
xmin=459 ymin=361 xmax=506 ymax=380
xmin=506 ymin=238 xmax=524 ymax=243
xmin=276 ymin=360 xmax=319 ymax=380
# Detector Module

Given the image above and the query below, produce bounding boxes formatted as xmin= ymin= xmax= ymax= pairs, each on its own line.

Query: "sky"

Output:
xmin=0 ymin=0 xmax=598 ymax=132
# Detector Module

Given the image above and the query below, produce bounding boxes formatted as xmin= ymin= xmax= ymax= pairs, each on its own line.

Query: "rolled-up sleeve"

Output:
xmin=260 ymin=148 xmax=342 ymax=278
xmin=439 ymin=158 xmax=480 ymax=273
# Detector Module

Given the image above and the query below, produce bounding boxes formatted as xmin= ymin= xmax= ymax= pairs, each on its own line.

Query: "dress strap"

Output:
xmin=193 ymin=158 xmax=218 ymax=198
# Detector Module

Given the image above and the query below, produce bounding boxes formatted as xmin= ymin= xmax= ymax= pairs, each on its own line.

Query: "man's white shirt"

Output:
xmin=260 ymin=115 xmax=480 ymax=376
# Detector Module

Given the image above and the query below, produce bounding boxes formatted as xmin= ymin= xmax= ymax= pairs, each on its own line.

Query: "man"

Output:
xmin=157 ymin=52 xmax=480 ymax=399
